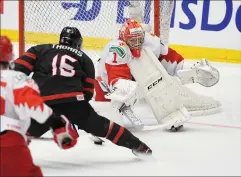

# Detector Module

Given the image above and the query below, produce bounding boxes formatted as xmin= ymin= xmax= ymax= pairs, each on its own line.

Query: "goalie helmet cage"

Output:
xmin=18 ymin=0 xmax=173 ymax=57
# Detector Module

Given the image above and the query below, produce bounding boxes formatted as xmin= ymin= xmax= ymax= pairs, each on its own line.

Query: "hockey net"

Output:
xmin=19 ymin=1 xmax=156 ymax=62
xmin=19 ymin=0 xmax=221 ymax=116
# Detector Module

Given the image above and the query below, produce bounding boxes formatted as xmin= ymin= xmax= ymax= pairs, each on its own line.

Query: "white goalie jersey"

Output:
xmin=0 ymin=70 xmax=53 ymax=139
xmin=97 ymin=32 xmax=170 ymax=89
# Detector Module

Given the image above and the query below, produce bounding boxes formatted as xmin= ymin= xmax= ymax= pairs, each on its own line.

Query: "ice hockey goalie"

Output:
xmin=94 ymin=17 xmax=221 ymax=130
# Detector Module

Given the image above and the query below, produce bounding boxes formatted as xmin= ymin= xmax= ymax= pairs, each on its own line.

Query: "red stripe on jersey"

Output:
xmin=85 ymin=77 xmax=95 ymax=85
xmin=94 ymin=79 xmax=110 ymax=102
xmin=83 ymin=87 xmax=94 ymax=93
xmin=24 ymin=52 xmax=36 ymax=60
xmin=15 ymin=59 xmax=33 ymax=71
xmin=0 ymin=81 xmax=7 ymax=115
xmin=112 ymin=127 xmax=125 ymax=144
xmin=105 ymin=63 xmax=132 ymax=86
xmin=159 ymin=47 xmax=184 ymax=64
xmin=42 ymin=92 xmax=84 ymax=101
xmin=0 ymin=96 xmax=5 ymax=115
xmin=0 ymin=81 xmax=7 ymax=87
xmin=13 ymin=86 xmax=44 ymax=112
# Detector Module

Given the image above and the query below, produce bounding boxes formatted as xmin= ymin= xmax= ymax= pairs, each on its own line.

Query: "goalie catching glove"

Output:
xmin=48 ymin=113 xmax=79 ymax=149
xmin=177 ymin=59 xmax=219 ymax=87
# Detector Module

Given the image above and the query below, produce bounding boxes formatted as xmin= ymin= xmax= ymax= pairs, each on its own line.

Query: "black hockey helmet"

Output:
xmin=59 ymin=26 xmax=83 ymax=49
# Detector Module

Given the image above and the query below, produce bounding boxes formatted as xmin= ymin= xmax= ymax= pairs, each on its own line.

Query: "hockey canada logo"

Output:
xmin=147 ymin=77 xmax=163 ymax=91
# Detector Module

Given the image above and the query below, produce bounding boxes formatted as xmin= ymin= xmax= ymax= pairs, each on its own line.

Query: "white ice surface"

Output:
xmin=13 ymin=44 xmax=241 ymax=176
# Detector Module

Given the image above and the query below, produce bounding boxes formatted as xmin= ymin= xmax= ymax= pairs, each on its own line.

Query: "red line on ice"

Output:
xmin=187 ymin=121 xmax=241 ymax=129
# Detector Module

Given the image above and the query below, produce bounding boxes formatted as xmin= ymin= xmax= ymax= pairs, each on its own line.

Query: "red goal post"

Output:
xmin=18 ymin=0 xmax=174 ymax=58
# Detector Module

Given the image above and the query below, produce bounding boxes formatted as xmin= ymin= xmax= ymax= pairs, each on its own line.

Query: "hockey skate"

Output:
xmin=169 ymin=125 xmax=184 ymax=132
xmin=132 ymin=143 xmax=152 ymax=157
xmin=165 ymin=117 xmax=185 ymax=132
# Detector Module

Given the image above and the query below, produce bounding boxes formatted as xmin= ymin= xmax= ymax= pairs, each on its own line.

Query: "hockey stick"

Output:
xmin=90 ymin=134 xmax=105 ymax=145
xmin=96 ymin=77 xmax=144 ymax=129
xmin=28 ymin=136 xmax=53 ymax=141
xmin=119 ymin=104 xmax=144 ymax=129
xmin=71 ymin=123 xmax=104 ymax=145
xmin=28 ymin=123 xmax=79 ymax=142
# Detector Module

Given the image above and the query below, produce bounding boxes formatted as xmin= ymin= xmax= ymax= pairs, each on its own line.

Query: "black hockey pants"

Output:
xmin=28 ymin=101 xmax=142 ymax=150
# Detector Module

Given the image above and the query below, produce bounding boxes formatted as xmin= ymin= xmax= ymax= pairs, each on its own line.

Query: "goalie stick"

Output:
xmin=96 ymin=76 xmax=144 ymax=129
xmin=28 ymin=136 xmax=53 ymax=141
xmin=89 ymin=77 xmax=144 ymax=146
xmin=90 ymin=134 xmax=105 ymax=145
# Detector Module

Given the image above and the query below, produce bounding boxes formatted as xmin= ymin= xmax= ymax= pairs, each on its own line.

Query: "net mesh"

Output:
xmin=23 ymin=1 xmax=155 ymax=62
xmin=159 ymin=0 xmax=174 ymax=45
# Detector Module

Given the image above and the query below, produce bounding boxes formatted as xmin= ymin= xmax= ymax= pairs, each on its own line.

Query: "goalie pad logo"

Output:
xmin=147 ymin=77 xmax=163 ymax=91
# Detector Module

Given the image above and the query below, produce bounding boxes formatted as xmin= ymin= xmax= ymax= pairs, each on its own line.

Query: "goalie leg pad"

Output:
xmin=143 ymin=74 xmax=190 ymax=128
xmin=129 ymin=47 xmax=190 ymax=128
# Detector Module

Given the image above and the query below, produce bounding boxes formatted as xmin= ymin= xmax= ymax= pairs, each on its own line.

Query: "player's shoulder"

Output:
xmin=29 ymin=44 xmax=52 ymax=50
xmin=36 ymin=44 xmax=52 ymax=48
xmin=143 ymin=32 xmax=162 ymax=57
xmin=102 ymin=40 xmax=132 ymax=65
xmin=105 ymin=39 xmax=131 ymax=56
xmin=26 ymin=44 xmax=53 ymax=55
xmin=5 ymin=70 xmax=39 ymax=92
xmin=107 ymin=40 xmax=129 ymax=50
xmin=145 ymin=32 xmax=160 ymax=41
xmin=1 ymin=70 xmax=27 ymax=79
xmin=1 ymin=70 xmax=28 ymax=86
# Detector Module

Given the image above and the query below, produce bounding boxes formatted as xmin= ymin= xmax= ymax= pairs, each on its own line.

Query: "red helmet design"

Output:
xmin=0 ymin=36 xmax=13 ymax=63
xmin=119 ymin=19 xmax=145 ymax=58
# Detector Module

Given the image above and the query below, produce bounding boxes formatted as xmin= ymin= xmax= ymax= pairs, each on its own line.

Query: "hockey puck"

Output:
xmin=94 ymin=141 xmax=103 ymax=145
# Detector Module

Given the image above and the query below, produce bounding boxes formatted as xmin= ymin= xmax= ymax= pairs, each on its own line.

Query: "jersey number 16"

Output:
xmin=52 ymin=54 xmax=77 ymax=77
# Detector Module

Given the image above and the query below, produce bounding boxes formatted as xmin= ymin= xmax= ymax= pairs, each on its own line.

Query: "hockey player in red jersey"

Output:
xmin=95 ymin=17 xmax=220 ymax=130
xmin=0 ymin=36 xmax=78 ymax=177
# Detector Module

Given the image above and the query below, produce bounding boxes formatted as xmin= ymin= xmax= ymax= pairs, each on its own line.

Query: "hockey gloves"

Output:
xmin=50 ymin=114 xmax=79 ymax=149
xmin=177 ymin=58 xmax=219 ymax=87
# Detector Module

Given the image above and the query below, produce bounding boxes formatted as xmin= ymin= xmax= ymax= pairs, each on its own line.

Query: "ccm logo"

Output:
xmin=147 ymin=77 xmax=163 ymax=90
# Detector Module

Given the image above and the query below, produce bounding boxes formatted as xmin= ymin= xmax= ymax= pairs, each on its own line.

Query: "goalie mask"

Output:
xmin=59 ymin=26 xmax=83 ymax=50
xmin=119 ymin=19 xmax=145 ymax=58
